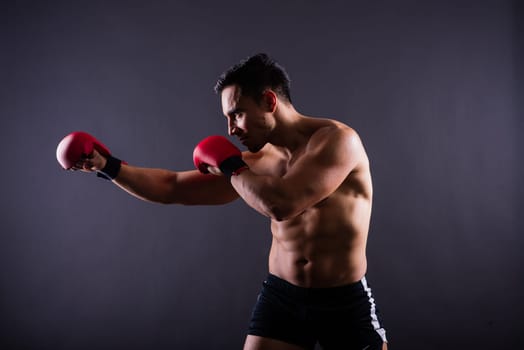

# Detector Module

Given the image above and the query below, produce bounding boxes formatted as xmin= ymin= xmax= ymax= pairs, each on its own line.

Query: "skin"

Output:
xmin=75 ymin=85 xmax=386 ymax=350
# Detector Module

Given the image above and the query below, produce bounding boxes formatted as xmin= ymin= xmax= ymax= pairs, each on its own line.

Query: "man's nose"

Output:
xmin=228 ymin=120 xmax=239 ymax=136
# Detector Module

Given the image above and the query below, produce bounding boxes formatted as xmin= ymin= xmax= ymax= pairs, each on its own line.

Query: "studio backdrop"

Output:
xmin=1 ymin=1 xmax=522 ymax=349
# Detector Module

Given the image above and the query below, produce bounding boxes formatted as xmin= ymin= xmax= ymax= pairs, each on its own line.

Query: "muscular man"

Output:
xmin=61 ymin=53 xmax=388 ymax=350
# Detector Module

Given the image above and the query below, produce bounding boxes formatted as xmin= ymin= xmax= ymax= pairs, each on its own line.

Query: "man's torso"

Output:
xmin=246 ymin=117 xmax=373 ymax=288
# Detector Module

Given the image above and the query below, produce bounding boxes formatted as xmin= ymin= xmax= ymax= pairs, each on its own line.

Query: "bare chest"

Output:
xmin=247 ymin=148 xmax=304 ymax=178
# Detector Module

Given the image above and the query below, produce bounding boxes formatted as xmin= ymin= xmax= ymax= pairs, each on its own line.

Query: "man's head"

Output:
xmin=215 ymin=54 xmax=293 ymax=153
xmin=214 ymin=53 xmax=292 ymax=104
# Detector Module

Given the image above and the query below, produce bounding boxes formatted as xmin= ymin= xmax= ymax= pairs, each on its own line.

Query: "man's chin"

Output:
xmin=247 ymin=143 xmax=264 ymax=153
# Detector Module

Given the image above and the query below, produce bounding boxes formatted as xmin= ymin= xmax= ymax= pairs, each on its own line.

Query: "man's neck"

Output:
xmin=268 ymin=104 xmax=309 ymax=154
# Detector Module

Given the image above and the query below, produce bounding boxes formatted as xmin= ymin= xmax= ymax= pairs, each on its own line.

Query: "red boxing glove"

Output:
xmin=56 ymin=131 xmax=111 ymax=169
xmin=193 ymin=135 xmax=248 ymax=177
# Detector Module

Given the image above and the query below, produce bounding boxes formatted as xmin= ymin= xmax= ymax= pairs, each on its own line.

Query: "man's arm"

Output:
xmin=230 ymin=127 xmax=364 ymax=221
xmin=112 ymin=164 xmax=239 ymax=205
xmin=57 ymin=131 xmax=239 ymax=206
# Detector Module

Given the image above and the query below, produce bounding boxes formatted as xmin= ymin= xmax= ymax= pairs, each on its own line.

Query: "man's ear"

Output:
xmin=262 ymin=90 xmax=277 ymax=113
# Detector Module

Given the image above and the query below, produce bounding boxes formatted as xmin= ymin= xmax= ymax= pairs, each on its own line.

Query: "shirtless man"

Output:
xmin=59 ymin=53 xmax=388 ymax=349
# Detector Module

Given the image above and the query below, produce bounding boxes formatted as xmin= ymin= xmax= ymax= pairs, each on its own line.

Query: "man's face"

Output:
xmin=221 ymin=85 xmax=272 ymax=153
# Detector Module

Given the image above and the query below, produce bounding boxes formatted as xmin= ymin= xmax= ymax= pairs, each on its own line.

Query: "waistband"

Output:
xmin=263 ymin=273 xmax=367 ymax=300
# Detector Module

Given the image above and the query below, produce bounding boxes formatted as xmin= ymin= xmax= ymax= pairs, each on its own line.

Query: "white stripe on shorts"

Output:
xmin=361 ymin=276 xmax=388 ymax=343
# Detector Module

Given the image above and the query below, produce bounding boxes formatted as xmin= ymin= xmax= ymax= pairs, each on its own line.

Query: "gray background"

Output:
xmin=1 ymin=0 xmax=522 ymax=349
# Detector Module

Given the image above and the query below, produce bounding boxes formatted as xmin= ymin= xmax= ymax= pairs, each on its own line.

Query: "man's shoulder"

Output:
xmin=307 ymin=118 xmax=359 ymax=147
xmin=306 ymin=118 xmax=368 ymax=166
xmin=304 ymin=115 xmax=357 ymax=135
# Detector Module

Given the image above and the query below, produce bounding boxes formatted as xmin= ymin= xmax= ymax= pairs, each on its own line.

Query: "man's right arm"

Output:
xmin=57 ymin=131 xmax=239 ymax=206
xmin=112 ymin=163 xmax=239 ymax=205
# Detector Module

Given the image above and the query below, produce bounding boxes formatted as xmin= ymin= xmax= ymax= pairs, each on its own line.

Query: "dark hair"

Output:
xmin=214 ymin=53 xmax=292 ymax=104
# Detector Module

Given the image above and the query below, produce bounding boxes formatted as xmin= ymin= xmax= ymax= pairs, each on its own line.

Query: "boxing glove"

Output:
xmin=56 ymin=131 xmax=112 ymax=169
xmin=193 ymin=135 xmax=248 ymax=177
xmin=56 ymin=131 xmax=123 ymax=180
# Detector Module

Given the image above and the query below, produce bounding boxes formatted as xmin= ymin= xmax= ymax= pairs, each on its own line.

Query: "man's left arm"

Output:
xmin=231 ymin=127 xmax=363 ymax=221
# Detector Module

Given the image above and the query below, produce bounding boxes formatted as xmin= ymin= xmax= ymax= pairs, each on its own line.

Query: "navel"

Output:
xmin=296 ymin=258 xmax=309 ymax=266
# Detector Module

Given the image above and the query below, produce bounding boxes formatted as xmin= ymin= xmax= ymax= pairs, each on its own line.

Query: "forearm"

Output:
xmin=231 ymin=171 xmax=294 ymax=221
xmin=112 ymin=164 xmax=239 ymax=205
xmin=112 ymin=164 xmax=180 ymax=204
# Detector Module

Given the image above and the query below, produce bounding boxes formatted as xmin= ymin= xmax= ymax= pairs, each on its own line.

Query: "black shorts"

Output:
xmin=247 ymin=274 xmax=387 ymax=350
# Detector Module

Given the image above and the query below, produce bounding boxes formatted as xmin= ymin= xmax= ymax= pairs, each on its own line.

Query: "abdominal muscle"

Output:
xmin=268 ymin=197 xmax=370 ymax=288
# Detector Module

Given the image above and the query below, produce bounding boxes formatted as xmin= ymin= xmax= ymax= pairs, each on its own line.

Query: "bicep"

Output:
xmin=170 ymin=170 xmax=239 ymax=205
xmin=279 ymin=129 xmax=361 ymax=210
